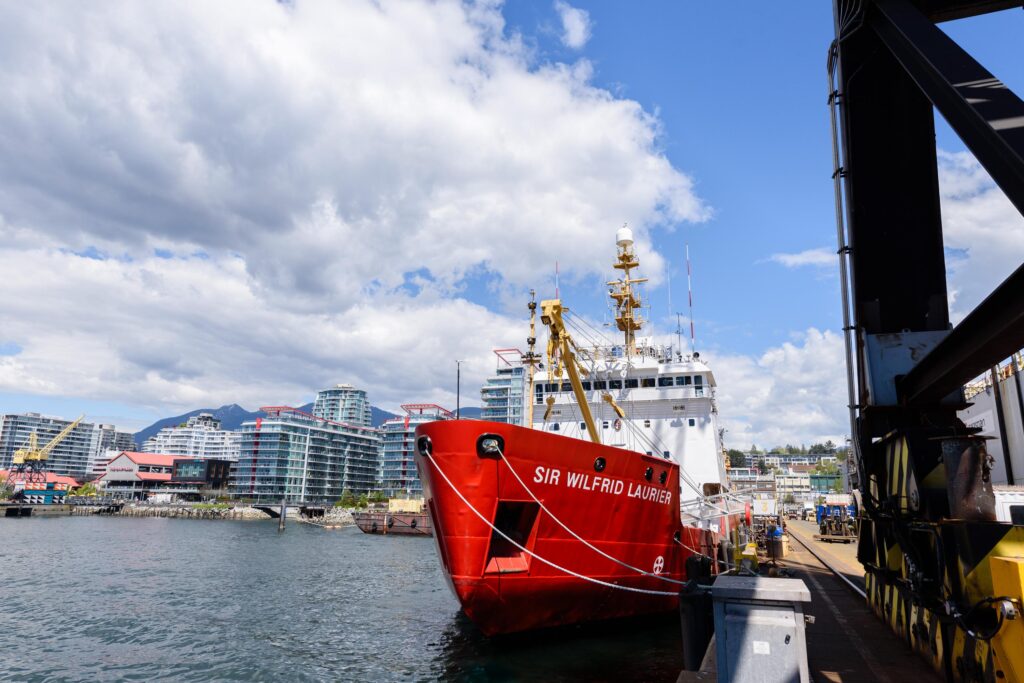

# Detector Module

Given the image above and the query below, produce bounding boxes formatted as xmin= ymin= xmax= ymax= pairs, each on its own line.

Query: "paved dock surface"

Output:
xmin=782 ymin=522 xmax=942 ymax=683
xmin=679 ymin=520 xmax=942 ymax=682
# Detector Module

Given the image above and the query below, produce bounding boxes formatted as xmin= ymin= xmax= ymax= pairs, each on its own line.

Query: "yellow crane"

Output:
xmin=10 ymin=415 xmax=84 ymax=482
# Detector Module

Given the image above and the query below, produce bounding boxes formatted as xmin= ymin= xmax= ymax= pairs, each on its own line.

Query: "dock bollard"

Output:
xmin=678 ymin=580 xmax=714 ymax=671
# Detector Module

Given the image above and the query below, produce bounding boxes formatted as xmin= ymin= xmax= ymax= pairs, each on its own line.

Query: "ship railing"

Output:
xmin=679 ymin=490 xmax=751 ymax=527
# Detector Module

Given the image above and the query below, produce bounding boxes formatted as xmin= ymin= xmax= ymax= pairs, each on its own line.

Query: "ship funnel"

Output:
xmin=616 ymin=226 xmax=634 ymax=249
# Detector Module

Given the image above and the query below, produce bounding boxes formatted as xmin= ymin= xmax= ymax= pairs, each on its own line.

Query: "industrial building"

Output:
xmin=379 ymin=404 xmax=452 ymax=498
xmin=0 ymin=413 xmax=134 ymax=481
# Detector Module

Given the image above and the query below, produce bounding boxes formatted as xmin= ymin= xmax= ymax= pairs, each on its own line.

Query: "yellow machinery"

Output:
xmin=9 ymin=415 xmax=84 ymax=483
xmin=538 ymin=228 xmax=634 ymax=445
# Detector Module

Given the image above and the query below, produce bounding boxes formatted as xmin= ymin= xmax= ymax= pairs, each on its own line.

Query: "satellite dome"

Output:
xmin=616 ymin=226 xmax=634 ymax=248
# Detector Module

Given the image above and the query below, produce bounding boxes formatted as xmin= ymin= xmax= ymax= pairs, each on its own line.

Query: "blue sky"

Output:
xmin=0 ymin=1 xmax=1021 ymax=446
xmin=500 ymin=2 xmax=1024 ymax=353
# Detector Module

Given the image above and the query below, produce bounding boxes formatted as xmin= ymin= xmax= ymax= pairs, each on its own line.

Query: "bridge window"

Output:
xmin=688 ymin=418 xmax=696 ymax=427
xmin=694 ymin=376 xmax=703 ymax=386
xmin=552 ymin=423 xmax=560 ymax=431
xmin=580 ymin=422 xmax=586 ymax=430
xmin=593 ymin=380 xmax=607 ymax=390
xmin=609 ymin=379 xmax=622 ymax=389
xmin=544 ymin=383 xmax=557 ymax=392
xmin=658 ymin=376 xmax=674 ymax=387
xmin=625 ymin=378 xmax=639 ymax=389
xmin=663 ymin=451 xmax=670 ymax=459
xmin=582 ymin=381 xmax=591 ymax=390
xmin=561 ymin=382 xmax=571 ymax=392
xmin=676 ymin=376 xmax=691 ymax=386
xmin=602 ymin=421 xmax=609 ymax=429
xmin=644 ymin=419 xmax=651 ymax=428
xmin=641 ymin=378 xmax=656 ymax=388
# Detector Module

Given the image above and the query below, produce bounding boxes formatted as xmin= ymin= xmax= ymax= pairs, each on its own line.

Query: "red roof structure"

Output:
xmin=134 ymin=472 xmax=172 ymax=482
xmin=117 ymin=452 xmax=192 ymax=467
xmin=0 ymin=470 xmax=80 ymax=488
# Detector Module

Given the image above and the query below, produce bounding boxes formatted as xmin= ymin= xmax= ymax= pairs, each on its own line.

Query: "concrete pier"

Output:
xmin=679 ymin=519 xmax=942 ymax=682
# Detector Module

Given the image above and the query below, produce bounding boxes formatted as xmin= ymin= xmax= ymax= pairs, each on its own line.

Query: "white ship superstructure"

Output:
xmin=531 ymin=346 xmax=726 ymax=502
xmin=524 ymin=226 xmax=728 ymax=506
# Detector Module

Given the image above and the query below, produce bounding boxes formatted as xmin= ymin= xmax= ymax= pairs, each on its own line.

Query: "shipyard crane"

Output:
xmin=8 ymin=415 xmax=84 ymax=484
xmin=829 ymin=1 xmax=1024 ymax=680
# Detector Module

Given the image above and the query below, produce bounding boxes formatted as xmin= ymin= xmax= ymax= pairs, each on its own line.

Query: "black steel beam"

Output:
xmin=870 ymin=0 xmax=1024 ymax=218
xmin=911 ymin=0 xmax=1022 ymax=23
xmin=900 ymin=261 xmax=1024 ymax=404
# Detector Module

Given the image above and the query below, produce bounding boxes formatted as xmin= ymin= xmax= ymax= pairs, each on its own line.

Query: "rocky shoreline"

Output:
xmin=70 ymin=504 xmax=357 ymax=525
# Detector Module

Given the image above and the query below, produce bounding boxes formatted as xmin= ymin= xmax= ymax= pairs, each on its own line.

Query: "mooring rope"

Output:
xmin=424 ymin=452 xmax=679 ymax=596
xmin=494 ymin=444 xmax=689 ymax=585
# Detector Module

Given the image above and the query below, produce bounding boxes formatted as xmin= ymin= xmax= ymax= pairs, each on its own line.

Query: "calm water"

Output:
xmin=0 ymin=517 xmax=684 ymax=682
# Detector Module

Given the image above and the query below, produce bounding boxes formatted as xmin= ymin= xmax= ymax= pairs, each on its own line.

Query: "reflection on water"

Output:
xmin=0 ymin=517 xmax=682 ymax=682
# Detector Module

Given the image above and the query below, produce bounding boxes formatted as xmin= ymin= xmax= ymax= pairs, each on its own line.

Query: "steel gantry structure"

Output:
xmin=830 ymin=1 xmax=1024 ymax=680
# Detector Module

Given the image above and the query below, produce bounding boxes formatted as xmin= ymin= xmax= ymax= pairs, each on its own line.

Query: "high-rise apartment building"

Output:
xmin=0 ymin=413 xmax=136 ymax=481
xmin=230 ymin=405 xmax=379 ymax=503
xmin=313 ymin=384 xmax=372 ymax=427
xmin=379 ymin=404 xmax=453 ymax=498
xmin=480 ymin=352 xmax=526 ymax=425
xmin=141 ymin=413 xmax=241 ymax=461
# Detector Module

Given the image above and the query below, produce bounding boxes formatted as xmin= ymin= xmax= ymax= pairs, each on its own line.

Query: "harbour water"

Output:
xmin=0 ymin=517 xmax=685 ymax=682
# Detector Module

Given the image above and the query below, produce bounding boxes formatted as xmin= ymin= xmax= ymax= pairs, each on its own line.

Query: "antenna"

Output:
xmin=675 ymin=312 xmax=684 ymax=359
xmin=686 ymin=243 xmax=696 ymax=352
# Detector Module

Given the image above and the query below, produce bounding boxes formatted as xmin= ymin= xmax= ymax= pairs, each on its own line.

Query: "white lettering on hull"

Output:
xmin=531 ymin=466 xmax=672 ymax=506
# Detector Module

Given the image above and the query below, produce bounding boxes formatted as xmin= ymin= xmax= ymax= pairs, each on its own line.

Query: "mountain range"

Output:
xmin=134 ymin=403 xmax=482 ymax=444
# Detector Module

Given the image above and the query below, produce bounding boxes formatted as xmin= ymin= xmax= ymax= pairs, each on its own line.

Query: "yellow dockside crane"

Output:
xmin=8 ymin=415 xmax=85 ymax=484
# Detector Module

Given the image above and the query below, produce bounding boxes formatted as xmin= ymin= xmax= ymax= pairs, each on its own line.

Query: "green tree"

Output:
xmin=769 ymin=445 xmax=785 ymax=454
xmin=0 ymin=480 xmax=13 ymax=501
xmin=756 ymin=457 xmax=770 ymax=475
xmin=357 ymin=493 xmax=369 ymax=509
xmin=71 ymin=482 xmax=99 ymax=497
xmin=335 ymin=490 xmax=357 ymax=508
xmin=749 ymin=444 xmax=761 ymax=455
xmin=814 ymin=461 xmax=840 ymax=475
xmin=823 ymin=439 xmax=837 ymax=454
xmin=368 ymin=491 xmax=387 ymax=503
xmin=726 ymin=449 xmax=748 ymax=468
xmin=782 ymin=493 xmax=796 ymax=505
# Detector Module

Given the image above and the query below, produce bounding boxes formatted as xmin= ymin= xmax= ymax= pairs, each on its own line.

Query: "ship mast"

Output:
xmin=607 ymin=226 xmax=647 ymax=357
xmin=523 ymin=290 xmax=540 ymax=427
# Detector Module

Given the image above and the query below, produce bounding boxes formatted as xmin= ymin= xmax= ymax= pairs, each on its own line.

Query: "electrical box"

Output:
xmin=712 ymin=576 xmax=811 ymax=683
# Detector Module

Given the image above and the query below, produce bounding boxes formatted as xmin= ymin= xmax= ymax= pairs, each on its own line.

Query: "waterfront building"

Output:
xmin=97 ymin=452 xmax=185 ymax=500
xmin=231 ymin=405 xmax=380 ymax=503
xmin=0 ymin=470 xmax=79 ymax=504
xmin=480 ymin=350 xmax=526 ymax=425
xmin=0 ymin=413 xmax=135 ymax=481
xmin=380 ymin=404 xmax=453 ymax=498
xmin=313 ymin=384 xmax=372 ymax=427
xmin=141 ymin=413 xmax=241 ymax=461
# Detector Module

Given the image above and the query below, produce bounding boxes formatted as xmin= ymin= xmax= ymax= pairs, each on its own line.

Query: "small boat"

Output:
xmin=353 ymin=498 xmax=432 ymax=536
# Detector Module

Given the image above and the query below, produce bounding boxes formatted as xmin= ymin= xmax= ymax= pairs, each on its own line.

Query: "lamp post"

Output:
xmin=456 ymin=360 xmax=464 ymax=419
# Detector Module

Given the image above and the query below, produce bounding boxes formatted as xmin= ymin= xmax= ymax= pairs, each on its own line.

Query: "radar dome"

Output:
xmin=616 ymin=226 xmax=634 ymax=248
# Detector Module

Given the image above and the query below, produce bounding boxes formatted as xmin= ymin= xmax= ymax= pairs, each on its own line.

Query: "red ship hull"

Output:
xmin=414 ymin=420 xmax=717 ymax=636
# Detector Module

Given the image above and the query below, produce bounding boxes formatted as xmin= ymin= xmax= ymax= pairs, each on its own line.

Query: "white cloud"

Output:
xmin=768 ymin=247 xmax=834 ymax=268
xmin=0 ymin=1 xmax=705 ymax=418
xmin=937 ymin=150 xmax=1024 ymax=323
xmin=554 ymin=1 xmax=592 ymax=49
xmin=0 ymin=246 xmax=523 ymax=414
xmin=712 ymin=329 xmax=849 ymax=449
